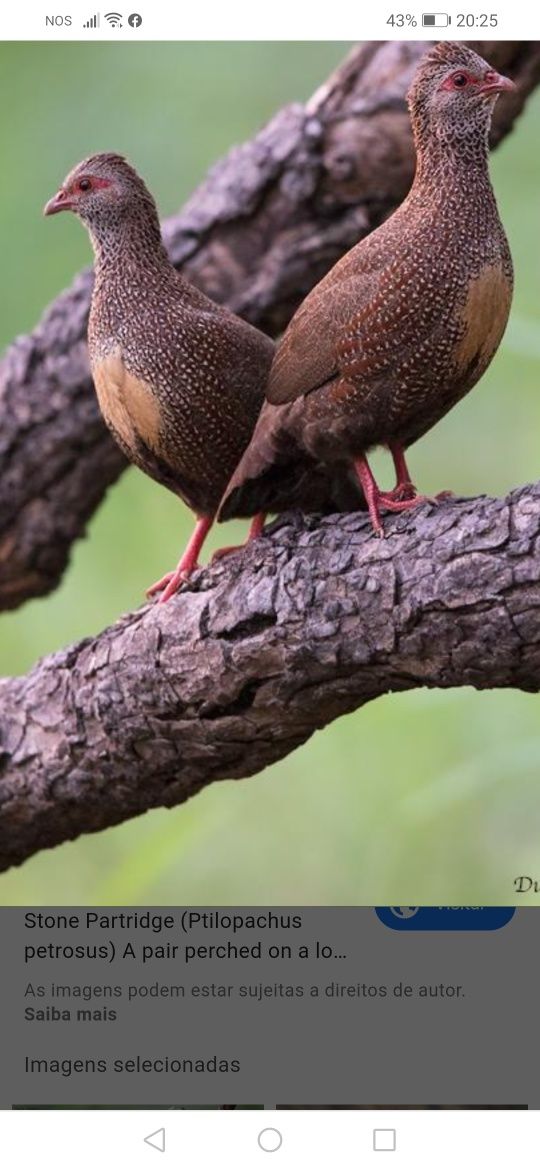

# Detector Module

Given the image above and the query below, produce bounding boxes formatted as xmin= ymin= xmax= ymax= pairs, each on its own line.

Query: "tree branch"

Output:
xmin=1 ymin=484 xmax=539 ymax=872
xmin=1 ymin=40 xmax=540 ymax=610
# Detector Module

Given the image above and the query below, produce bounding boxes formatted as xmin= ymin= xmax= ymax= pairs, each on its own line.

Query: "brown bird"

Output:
xmin=44 ymin=153 xmax=276 ymax=601
xmin=220 ymin=43 xmax=515 ymax=536
xmin=44 ymin=154 xmax=364 ymax=598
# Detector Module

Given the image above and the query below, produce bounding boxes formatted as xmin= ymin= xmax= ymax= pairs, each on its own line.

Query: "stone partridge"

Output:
xmin=45 ymin=154 xmax=365 ymax=597
xmin=44 ymin=153 xmax=277 ymax=601
xmin=220 ymin=43 xmax=515 ymax=536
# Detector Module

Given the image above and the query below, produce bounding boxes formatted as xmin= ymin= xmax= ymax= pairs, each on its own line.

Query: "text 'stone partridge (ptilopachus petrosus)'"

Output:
xmin=220 ymin=43 xmax=516 ymax=536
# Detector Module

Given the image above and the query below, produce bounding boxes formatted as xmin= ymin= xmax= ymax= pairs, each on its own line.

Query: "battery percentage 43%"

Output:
xmin=386 ymin=13 xmax=418 ymax=25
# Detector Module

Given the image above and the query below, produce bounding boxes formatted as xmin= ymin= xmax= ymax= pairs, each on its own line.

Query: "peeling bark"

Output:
xmin=1 ymin=40 xmax=540 ymax=610
xmin=1 ymin=486 xmax=539 ymax=872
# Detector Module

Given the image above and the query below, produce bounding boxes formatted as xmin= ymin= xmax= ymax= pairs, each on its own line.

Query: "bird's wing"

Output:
xmin=267 ymin=266 xmax=371 ymax=405
xmin=267 ymin=239 xmax=447 ymax=406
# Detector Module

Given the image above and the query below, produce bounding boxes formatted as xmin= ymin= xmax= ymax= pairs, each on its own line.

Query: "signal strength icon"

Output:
xmin=83 ymin=13 xmax=100 ymax=26
xmin=105 ymin=11 xmax=123 ymax=25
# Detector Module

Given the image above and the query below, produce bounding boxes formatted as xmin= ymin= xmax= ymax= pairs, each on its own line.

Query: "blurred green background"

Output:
xmin=1 ymin=42 xmax=539 ymax=906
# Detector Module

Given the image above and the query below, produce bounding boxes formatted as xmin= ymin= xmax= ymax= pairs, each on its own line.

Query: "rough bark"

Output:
xmin=1 ymin=485 xmax=539 ymax=872
xmin=1 ymin=40 xmax=540 ymax=610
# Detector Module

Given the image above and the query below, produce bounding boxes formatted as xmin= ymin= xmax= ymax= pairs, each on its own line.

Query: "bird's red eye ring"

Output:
xmin=452 ymin=72 xmax=468 ymax=88
xmin=78 ymin=178 xmax=92 ymax=192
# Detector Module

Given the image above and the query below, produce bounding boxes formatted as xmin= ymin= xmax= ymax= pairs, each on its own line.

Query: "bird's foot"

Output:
xmin=146 ymin=564 xmax=201 ymax=603
xmin=378 ymin=491 xmax=432 ymax=513
xmin=354 ymin=455 xmax=454 ymax=539
xmin=378 ymin=489 xmax=456 ymax=517
xmin=211 ymin=544 xmax=243 ymax=564
xmin=381 ymin=479 xmax=418 ymax=503
xmin=211 ymin=513 xmax=267 ymax=565
xmin=146 ymin=515 xmax=214 ymax=604
xmin=364 ymin=491 xmax=434 ymax=537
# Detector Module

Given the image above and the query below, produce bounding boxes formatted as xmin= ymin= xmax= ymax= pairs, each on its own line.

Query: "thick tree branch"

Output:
xmin=1 ymin=40 xmax=540 ymax=610
xmin=1 ymin=485 xmax=539 ymax=872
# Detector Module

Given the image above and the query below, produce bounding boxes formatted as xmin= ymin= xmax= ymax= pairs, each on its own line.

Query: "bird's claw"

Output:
xmin=381 ymin=480 xmax=418 ymax=503
xmin=146 ymin=564 xmax=201 ymax=603
xmin=210 ymin=544 xmax=242 ymax=564
xmin=378 ymin=492 xmax=431 ymax=513
xmin=372 ymin=488 xmax=455 ymax=535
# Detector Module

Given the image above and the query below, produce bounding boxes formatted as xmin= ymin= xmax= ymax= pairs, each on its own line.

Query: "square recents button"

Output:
xmin=373 ymin=1129 xmax=397 ymax=1152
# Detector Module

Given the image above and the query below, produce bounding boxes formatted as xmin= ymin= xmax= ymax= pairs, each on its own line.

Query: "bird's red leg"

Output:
xmin=211 ymin=513 xmax=267 ymax=563
xmin=354 ymin=454 xmax=434 ymax=537
xmin=382 ymin=442 xmax=418 ymax=502
xmin=353 ymin=456 xmax=385 ymax=537
xmin=382 ymin=442 xmax=454 ymax=506
xmin=146 ymin=515 xmax=213 ymax=603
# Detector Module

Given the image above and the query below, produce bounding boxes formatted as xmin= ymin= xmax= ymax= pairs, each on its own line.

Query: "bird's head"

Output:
xmin=408 ymin=43 xmax=516 ymax=148
xmin=44 ymin=153 xmax=158 ymax=231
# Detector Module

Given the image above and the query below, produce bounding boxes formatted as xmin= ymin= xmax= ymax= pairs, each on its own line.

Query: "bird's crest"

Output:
xmin=72 ymin=152 xmax=136 ymax=179
xmin=422 ymin=41 xmax=484 ymax=71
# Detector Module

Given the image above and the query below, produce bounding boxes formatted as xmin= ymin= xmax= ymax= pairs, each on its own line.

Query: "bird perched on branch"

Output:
xmin=44 ymin=154 xmax=364 ymax=598
xmin=44 ymin=153 xmax=276 ymax=601
xmin=220 ymin=43 xmax=515 ymax=536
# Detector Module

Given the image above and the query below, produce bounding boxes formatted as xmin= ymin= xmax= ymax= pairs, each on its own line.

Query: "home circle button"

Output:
xmin=257 ymin=1127 xmax=283 ymax=1152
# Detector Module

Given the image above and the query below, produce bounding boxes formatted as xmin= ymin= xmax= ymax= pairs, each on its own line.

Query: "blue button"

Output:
xmin=375 ymin=907 xmax=515 ymax=930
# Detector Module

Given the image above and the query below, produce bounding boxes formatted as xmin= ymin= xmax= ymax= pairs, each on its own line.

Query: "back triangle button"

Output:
xmin=144 ymin=1127 xmax=166 ymax=1153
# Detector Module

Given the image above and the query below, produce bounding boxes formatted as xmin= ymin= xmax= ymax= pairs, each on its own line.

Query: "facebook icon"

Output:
xmin=128 ymin=13 xmax=142 ymax=26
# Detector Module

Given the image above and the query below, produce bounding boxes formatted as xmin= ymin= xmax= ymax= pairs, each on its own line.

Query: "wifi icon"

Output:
xmin=105 ymin=11 xmax=123 ymax=26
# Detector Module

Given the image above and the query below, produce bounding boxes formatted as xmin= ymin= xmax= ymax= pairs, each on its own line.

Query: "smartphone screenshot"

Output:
xmin=0 ymin=0 xmax=539 ymax=1163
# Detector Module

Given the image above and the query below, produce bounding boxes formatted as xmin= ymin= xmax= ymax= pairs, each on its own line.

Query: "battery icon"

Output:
xmin=422 ymin=12 xmax=451 ymax=25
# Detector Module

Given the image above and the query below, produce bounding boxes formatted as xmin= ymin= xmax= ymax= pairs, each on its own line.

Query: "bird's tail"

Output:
xmin=219 ymin=400 xmax=365 ymax=521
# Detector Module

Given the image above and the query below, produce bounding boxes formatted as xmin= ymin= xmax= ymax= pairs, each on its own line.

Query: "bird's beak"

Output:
xmin=480 ymin=72 xmax=516 ymax=97
xmin=43 ymin=188 xmax=73 ymax=216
